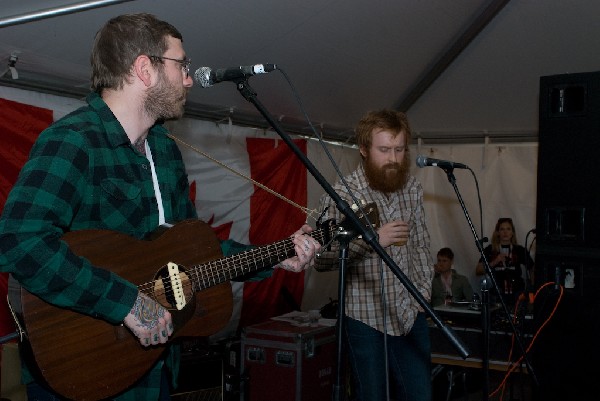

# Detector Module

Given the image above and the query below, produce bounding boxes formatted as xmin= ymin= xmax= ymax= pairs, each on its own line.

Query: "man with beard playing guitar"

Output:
xmin=0 ymin=13 xmax=320 ymax=401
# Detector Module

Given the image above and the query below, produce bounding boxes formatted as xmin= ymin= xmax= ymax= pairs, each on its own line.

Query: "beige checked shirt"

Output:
xmin=315 ymin=163 xmax=433 ymax=336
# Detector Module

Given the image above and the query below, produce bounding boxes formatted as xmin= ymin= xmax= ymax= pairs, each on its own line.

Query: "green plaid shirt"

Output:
xmin=0 ymin=92 xmax=198 ymax=399
xmin=0 ymin=91 xmax=197 ymax=321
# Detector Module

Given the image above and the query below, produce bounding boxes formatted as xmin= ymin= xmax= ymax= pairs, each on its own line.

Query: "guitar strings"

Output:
xmin=136 ymin=237 xmax=300 ymax=301
xmin=135 ymin=228 xmax=329 ymax=308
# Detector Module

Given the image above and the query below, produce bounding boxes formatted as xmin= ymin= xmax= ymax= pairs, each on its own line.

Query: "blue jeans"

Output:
xmin=345 ymin=313 xmax=431 ymax=401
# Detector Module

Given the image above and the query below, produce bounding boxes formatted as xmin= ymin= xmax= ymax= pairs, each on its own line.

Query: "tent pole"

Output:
xmin=0 ymin=0 xmax=136 ymax=28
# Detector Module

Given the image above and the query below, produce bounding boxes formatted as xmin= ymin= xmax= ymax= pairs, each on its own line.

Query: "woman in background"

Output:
xmin=475 ymin=218 xmax=534 ymax=304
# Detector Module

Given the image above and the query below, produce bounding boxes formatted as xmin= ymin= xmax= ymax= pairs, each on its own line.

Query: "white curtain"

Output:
xmin=413 ymin=142 xmax=538 ymax=292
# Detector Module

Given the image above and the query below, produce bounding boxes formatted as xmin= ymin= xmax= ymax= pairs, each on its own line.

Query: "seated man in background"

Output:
xmin=431 ymin=247 xmax=474 ymax=307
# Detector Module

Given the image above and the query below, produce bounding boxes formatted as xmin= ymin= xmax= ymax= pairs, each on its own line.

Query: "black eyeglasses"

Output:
xmin=148 ymin=55 xmax=191 ymax=77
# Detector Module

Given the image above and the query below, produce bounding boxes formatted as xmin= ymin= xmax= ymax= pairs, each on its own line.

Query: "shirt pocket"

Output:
xmin=100 ymin=178 xmax=141 ymax=200
xmin=99 ymin=178 xmax=144 ymax=232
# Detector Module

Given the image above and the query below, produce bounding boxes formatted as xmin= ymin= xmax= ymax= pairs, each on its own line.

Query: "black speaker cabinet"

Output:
xmin=535 ymin=71 xmax=600 ymax=401
xmin=537 ymin=70 xmax=600 ymax=255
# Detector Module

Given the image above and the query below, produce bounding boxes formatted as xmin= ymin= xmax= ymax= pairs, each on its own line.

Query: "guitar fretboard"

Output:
xmin=188 ymin=226 xmax=331 ymax=291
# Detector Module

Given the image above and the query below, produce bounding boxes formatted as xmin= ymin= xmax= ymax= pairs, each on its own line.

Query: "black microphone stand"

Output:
xmin=230 ymin=77 xmax=470 ymax=400
xmin=331 ymin=233 xmax=352 ymax=401
xmin=438 ymin=166 xmax=538 ymax=400
xmin=480 ymin=277 xmax=491 ymax=399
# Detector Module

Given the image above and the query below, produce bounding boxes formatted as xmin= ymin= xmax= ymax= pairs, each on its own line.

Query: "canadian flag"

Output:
xmin=0 ymin=98 xmax=53 ymax=338
xmin=176 ymin=120 xmax=312 ymax=337
xmin=171 ymin=118 xmax=313 ymax=339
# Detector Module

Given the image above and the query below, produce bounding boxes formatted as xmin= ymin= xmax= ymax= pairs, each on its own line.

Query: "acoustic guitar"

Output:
xmin=8 ymin=204 xmax=378 ymax=400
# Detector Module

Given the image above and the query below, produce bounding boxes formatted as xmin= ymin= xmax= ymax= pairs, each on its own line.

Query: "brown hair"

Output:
xmin=355 ymin=109 xmax=412 ymax=151
xmin=90 ymin=13 xmax=183 ymax=92
xmin=437 ymin=247 xmax=454 ymax=260
xmin=491 ymin=217 xmax=518 ymax=252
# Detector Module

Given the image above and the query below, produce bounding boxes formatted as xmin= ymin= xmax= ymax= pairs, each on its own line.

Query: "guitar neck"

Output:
xmin=188 ymin=227 xmax=330 ymax=290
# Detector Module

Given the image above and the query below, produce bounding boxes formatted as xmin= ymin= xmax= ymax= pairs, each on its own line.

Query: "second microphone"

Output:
xmin=415 ymin=155 xmax=468 ymax=170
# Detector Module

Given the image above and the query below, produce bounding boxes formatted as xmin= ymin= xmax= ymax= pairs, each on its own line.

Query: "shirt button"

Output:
xmin=142 ymin=164 xmax=148 ymax=170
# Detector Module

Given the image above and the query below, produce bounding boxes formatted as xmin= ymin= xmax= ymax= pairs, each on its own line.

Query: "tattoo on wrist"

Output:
xmin=131 ymin=294 xmax=160 ymax=330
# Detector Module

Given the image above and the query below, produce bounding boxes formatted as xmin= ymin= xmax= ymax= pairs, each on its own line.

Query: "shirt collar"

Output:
xmin=86 ymin=92 xmax=167 ymax=148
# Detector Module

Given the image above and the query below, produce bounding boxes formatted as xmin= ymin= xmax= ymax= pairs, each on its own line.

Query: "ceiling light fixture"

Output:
xmin=8 ymin=52 xmax=19 ymax=79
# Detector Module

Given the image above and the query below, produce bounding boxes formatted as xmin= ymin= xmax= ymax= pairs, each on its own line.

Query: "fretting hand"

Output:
xmin=278 ymin=224 xmax=321 ymax=272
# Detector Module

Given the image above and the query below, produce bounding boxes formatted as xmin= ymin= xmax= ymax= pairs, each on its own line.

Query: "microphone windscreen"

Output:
xmin=416 ymin=155 xmax=427 ymax=168
xmin=194 ymin=67 xmax=213 ymax=88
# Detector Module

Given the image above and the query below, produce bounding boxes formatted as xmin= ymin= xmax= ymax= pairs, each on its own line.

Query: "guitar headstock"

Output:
xmin=316 ymin=202 xmax=380 ymax=249
xmin=351 ymin=202 xmax=379 ymax=230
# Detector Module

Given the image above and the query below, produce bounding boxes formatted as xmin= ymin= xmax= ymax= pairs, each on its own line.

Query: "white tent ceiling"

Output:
xmin=1 ymin=0 xmax=600 ymax=143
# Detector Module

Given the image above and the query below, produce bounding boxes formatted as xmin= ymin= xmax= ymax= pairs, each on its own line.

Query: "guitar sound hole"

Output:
xmin=153 ymin=266 xmax=193 ymax=309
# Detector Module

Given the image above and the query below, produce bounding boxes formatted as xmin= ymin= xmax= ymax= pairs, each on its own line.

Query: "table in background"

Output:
xmin=429 ymin=303 xmax=531 ymax=401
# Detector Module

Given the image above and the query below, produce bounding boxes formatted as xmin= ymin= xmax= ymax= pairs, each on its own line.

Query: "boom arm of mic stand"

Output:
xmin=440 ymin=167 xmax=538 ymax=388
xmin=232 ymin=78 xmax=470 ymax=360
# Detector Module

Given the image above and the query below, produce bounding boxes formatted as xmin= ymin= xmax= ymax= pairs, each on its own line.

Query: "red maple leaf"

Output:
xmin=205 ymin=214 xmax=233 ymax=241
xmin=192 ymin=181 xmax=234 ymax=241
xmin=188 ymin=180 xmax=197 ymax=208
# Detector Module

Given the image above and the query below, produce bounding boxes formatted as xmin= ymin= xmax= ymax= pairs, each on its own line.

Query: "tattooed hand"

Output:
xmin=123 ymin=292 xmax=174 ymax=347
xmin=277 ymin=224 xmax=321 ymax=272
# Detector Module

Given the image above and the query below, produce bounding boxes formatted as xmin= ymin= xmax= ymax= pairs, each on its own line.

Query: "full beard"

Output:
xmin=144 ymin=73 xmax=187 ymax=121
xmin=363 ymin=153 xmax=411 ymax=193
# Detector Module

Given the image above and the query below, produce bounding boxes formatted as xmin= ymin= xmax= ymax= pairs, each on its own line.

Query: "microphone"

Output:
xmin=194 ymin=64 xmax=277 ymax=88
xmin=415 ymin=155 xmax=468 ymax=169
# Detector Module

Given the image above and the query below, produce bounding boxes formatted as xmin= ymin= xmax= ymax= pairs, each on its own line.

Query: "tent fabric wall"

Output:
xmin=0 ymin=85 xmax=538 ymax=339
